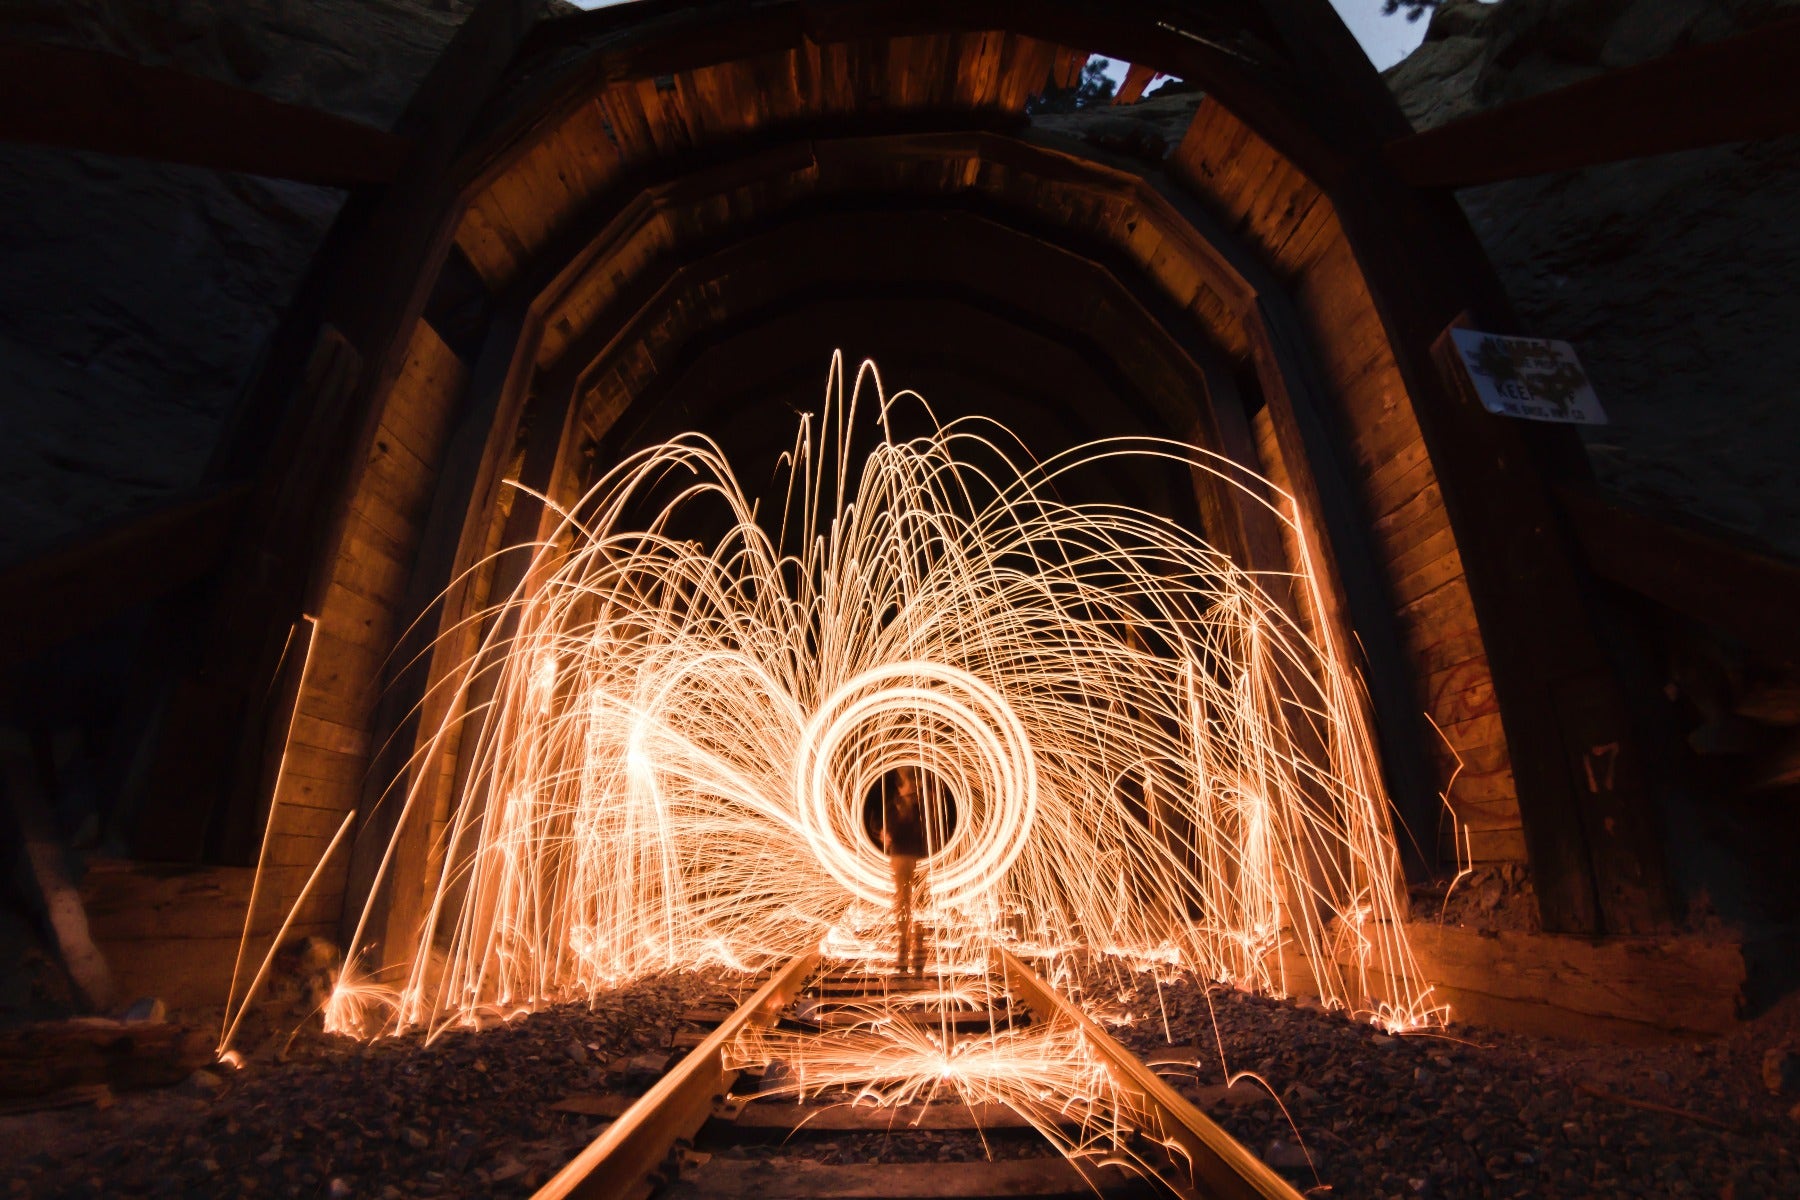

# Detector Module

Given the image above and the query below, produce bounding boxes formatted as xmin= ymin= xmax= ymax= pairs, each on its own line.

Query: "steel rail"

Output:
xmin=533 ymin=950 xmax=821 ymax=1200
xmin=994 ymin=946 xmax=1307 ymax=1200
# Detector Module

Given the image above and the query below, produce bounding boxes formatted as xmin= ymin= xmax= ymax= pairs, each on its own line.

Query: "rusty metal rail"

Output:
xmin=537 ymin=947 xmax=1305 ymax=1200
xmin=533 ymin=951 xmax=821 ymax=1200
xmin=994 ymin=946 xmax=1306 ymax=1200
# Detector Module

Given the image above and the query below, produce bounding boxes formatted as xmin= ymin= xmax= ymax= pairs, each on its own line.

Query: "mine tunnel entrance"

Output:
xmin=7 ymin=1 xmax=1796 ymax=1195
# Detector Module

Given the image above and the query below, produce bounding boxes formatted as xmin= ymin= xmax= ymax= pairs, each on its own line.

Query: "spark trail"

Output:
xmin=323 ymin=352 xmax=1437 ymax=1043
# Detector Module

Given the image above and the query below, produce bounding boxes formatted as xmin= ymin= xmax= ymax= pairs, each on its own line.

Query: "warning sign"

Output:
xmin=1448 ymin=329 xmax=1608 ymax=425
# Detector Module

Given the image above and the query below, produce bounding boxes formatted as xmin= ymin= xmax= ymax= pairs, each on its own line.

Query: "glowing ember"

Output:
xmin=315 ymin=352 xmax=1438 ymax=1043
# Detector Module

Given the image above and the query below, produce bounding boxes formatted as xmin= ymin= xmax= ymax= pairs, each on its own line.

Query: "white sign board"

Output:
xmin=1448 ymin=329 xmax=1608 ymax=425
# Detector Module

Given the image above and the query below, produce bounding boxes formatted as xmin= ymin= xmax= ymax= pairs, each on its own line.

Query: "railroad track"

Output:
xmin=532 ymin=946 xmax=1306 ymax=1200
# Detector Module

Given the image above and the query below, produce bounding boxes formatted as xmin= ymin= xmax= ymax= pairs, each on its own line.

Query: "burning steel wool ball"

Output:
xmin=316 ymin=352 xmax=1436 ymax=1041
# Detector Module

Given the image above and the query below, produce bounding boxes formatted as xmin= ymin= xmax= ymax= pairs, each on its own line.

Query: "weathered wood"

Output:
xmin=0 ymin=484 xmax=247 ymax=672
xmin=1284 ymin=922 xmax=1744 ymax=1042
xmin=331 ymin=313 xmax=507 ymax=964
xmin=124 ymin=0 xmax=544 ymax=872
xmin=1114 ymin=62 xmax=1158 ymax=106
xmin=1555 ymin=484 xmax=1800 ymax=666
xmin=1386 ymin=15 xmax=1800 ymax=188
xmin=668 ymin=1158 xmax=1132 ymax=1200
xmin=1173 ymin=82 xmax=1672 ymax=931
xmin=81 ymin=860 xmax=335 ymax=943
xmin=0 ymin=1019 xmax=214 ymax=1100
xmin=0 ymin=39 xmax=409 ymax=186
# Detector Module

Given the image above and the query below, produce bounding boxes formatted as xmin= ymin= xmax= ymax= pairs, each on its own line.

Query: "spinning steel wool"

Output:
xmin=317 ymin=352 xmax=1437 ymax=1042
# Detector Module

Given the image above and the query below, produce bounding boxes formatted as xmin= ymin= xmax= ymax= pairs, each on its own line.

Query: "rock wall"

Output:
xmin=1386 ymin=0 xmax=1800 ymax=560
xmin=0 ymin=0 xmax=483 ymax=563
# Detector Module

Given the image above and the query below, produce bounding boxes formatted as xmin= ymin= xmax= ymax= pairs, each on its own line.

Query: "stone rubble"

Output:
xmin=3 ymin=957 xmax=1797 ymax=1198
xmin=1099 ymin=964 xmax=1800 ymax=1199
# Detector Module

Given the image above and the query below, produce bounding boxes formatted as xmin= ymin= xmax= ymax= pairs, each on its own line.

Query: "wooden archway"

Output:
xmin=117 ymin=0 xmax=1688 ymax=969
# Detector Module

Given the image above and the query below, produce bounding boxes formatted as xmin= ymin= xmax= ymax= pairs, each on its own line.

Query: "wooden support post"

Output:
xmin=1231 ymin=0 xmax=1680 ymax=931
xmin=0 ymin=39 xmax=409 ymax=187
xmin=117 ymin=0 xmax=544 ymax=869
xmin=338 ymin=304 xmax=544 ymax=971
xmin=0 ymin=485 xmax=247 ymax=672
xmin=1384 ymin=15 xmax=1800 ymax=187
xmin=1113 ymin=62 xmax=1158 ymax=106
xmin=1321 ymin=164 xmax=1675 ymax=934
xmin=1554 ymin=484 xmax=1800 ymax=666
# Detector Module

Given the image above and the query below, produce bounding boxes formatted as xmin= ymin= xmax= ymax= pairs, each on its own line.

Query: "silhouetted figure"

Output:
xmin=880 ymin=766 xmax=929 ymax=975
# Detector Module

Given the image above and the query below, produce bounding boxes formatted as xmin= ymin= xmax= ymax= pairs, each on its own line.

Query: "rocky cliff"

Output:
xmin=1386 ymin=0 xmax=1800 ymax=560
xmin=0 ymin=0 xmax=483 ymax=563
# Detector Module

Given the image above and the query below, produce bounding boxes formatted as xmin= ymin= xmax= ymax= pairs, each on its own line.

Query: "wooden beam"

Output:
xmin=1555 ymin=484 xmax=1800 ymax=666
xmin=0 ymin=39 xmax=409 ymax=187
xmin=476 ymin=0 xmax=1339 ymax=206
xmin=339 ymin=304 xmax=556 ymax=971
xmin=1114 ymin=62 xmax=1158 ymax=106
xmin=118 ymin=0 xmax=543 ymax=868
xmin=0 ymin=484 xmax=247 ymax=672
xmin=1385 ymin=15 xmax=1800 ymax=188
xmin=1315 ymin=186 xmax=1681 ymax=933
xmin=1220 ymin=0 xmax=1683 ymax=932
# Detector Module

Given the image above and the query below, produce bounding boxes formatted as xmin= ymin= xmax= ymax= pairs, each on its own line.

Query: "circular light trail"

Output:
xmin=796 ymin=661 xmax=1038 ymax=909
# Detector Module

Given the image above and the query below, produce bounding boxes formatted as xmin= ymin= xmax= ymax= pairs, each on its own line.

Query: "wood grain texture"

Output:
xmin=1386 ymin=15 xmax=1800 ymax=187
xmin=1280 ymin=922 xmax=1745 ymax=1041
xmin=1172 ymin=100 xmax=1514 ymax=859
xmin=0 ymin=38 xmax=407 ymax=187
xmin=273 ymin=321 xmax=468 ymax=927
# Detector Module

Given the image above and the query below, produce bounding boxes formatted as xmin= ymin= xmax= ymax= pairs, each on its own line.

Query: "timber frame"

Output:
xmin=40 ymin=0 xmax=1797 ymax=982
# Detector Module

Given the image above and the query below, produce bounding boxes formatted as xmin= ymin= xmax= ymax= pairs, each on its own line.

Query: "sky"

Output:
xmin=566 ymin=0 xmax=1434 ymax=73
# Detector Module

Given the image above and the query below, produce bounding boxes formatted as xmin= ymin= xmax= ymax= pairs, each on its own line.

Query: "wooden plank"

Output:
xmin=0 ymin=1017 xmax=215 ymax=1098
xmin=1556 ymin=484 xmax=1800 ymax=665
xmin=1386 ymin=16 xmax=1800 ymax=188
xmin=1403 ymin=924 xmax=1745 ymax=1039
xmin=338 ymin=295 xmax=550 ymax=970
xmin=1113 ymin=61 xmax=1157 ymax=106
xmin=668 ymin=1159 xmax=1135 ymax=1200
xmin=0 ymin=484 xmax=247 ymax=671
xmin=1459 ymin=826 xmax=1527 ymax=864
xmin=98 ymin=926 xmax=336 ymax=1012
xmin=81 ymin=863 xmax=331 ymax=949
xmin=0 ymin=39 xmax=408 ymax=187
xmin=1443 ymin=766 xmax=1517 ymax=807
